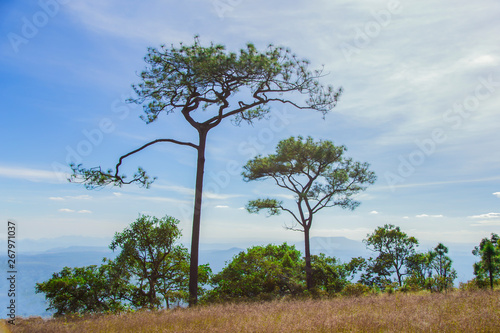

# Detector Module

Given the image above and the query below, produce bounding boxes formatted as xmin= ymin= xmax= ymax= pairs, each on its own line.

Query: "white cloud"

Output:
xmin=215 ymin=205 xmax=229 ymax=209
xmin=493 ymin=192 xmax=500 ymax=198
xmin=403 ymin=216 xmax=409 ymax=219
xmin=152 ymin=184 xmax=242 ymax=200
xmin=276 ymin=194 xmax=296 ymax=200
xmin=376 ymin=177 xmax=500 ymax=192
xmin=204 ymin=192 xmax=243 ymax=200
xmin=58 ymin=208 xmax=75 ymax=213
xmin=68 ymin=195 xmax=93 ymax=200
xmin=113 ymin=192 xmax=123 ymax=197
xmin=468 ymin=212 xmax=500 ymax=219
xmin=416 ymin=214 xmax=444 ymax=218
xmin=0 ymin=166 xmax=68 ymax=183
xmin=471 ymin=220 xmax=500 ymax=227
xmin=370 ymin=211 xmax=379 ymax=215
xmin=77 ymin=210 xmax=92 ymax=214
xmin=133 ymin=195 xmax=191 ymax=205
xmin=50 ymin=195 xmax=93 ymax=201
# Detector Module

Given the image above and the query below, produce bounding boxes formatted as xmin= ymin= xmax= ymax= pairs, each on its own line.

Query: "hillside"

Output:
xmin=7 ymin=291 xmax=500 ymax=332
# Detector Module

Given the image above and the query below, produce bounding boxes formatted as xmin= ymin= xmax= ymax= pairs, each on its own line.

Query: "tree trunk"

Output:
xmin=489 ymin=264 xmax=494 ymax=290
xmin=188 ymin=129 xmax=208 ymax=306
xmin=149 ymin=280 xmax=156 ymax=309
xmin=304 ymin=226 xmax=313 ymax=290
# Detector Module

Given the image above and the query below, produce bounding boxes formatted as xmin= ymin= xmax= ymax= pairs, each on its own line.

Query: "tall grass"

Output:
xmin=7 ymin=290 xmax=500 ymax=332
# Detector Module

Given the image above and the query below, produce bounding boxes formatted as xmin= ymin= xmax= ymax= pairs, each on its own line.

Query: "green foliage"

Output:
xmin=203 ymin=243 xmax=353 ymax=303
xmin=405 ymin=244 xmax=457 ymax=292
xmin=363 ymin=224 xmax=419 ymax=288
xmin=132 ymin=37 xmax=342 ymax=124
xmin=310 ymin=254 xmax=353 ymax=293
xmin=203 ymin=243 xmax=303 ymax=302
xmin=110 ymin=215 xmax=209 ymax=309
xmin=472 ymin=233 xmax=500 ymax=289
xmin=341 ymin=283 xmax=373 ymax=297
xmin=246 ymin=198 xmax=282 ymax=215
xmin=36 ymin=214 xmax=210 ymax=315
xmin=242 ymin=137 xmax=376 ymax=213
xmin=35 ymin=261 xmax=130 ymax=317
xmin=430 ymin=243 xmax=457 ymax=291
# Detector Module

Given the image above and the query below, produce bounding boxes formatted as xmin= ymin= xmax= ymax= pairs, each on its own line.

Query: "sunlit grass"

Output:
xmin=7 ymin=290 xmax=500 ymax=332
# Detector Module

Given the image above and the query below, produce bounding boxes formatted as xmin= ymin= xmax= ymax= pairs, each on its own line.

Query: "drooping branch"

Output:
xmin=115 ymin=138 xmax=198 ymax=175
xmin=69 ymin=138 xmax=198 ymax=189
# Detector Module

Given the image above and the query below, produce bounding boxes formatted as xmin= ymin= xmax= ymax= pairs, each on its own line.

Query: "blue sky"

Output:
xmin=1 ymin=0 xmax=500 ymax=249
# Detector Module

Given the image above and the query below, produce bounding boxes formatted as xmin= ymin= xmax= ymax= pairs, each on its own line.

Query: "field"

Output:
xmin=5 ymin=290 xmax=500 ymax=332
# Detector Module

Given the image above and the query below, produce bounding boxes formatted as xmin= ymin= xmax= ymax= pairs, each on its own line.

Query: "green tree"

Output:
xmin=363 ymin=224 xmax=418 ymax=288
xmin=242 ymin=136 xmax=375 ymax=290
xmin=69 ymin=38 xmax=342 ymax=305
xmin=110 ymin=215 xmax=210 ymax=309
xmin=405 ymin=252 xmax=433 ymax=290
xmin=204 ymin=243 xmax=304 ymax=302
xmin=310 ymin=254 xmax=354 ymax=293
xmin=405 ymin=244 xmax=457 ymax=292
xmin=472 ymin=233 xmax=500 ymax=290
xmin=430 ymin=243 xmax=456 ymax=291
xmin=35 ymin=260 xmax=131 ymax=316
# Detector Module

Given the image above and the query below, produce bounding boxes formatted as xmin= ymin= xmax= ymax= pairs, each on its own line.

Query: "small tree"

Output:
xmin=35 ymin=260 xmax=131 ymax=316
xmin=203 ymin=243 xmax=304 ymax=302
xmin=310 ymin=254 xmax=354 ymax=294
xmin=405 ymin=252 xmax=434 ymax=290
xmin=242 ymin=136 xmax=376 ymax=290
xmin=406 ymin=244 xmax=457 ymax=292
xmin=364 ymin=224 xmax=418 ymax=288
xmin=472 ymin=233 xmax=500 ymax=290
xmin=110 ymin=215 xmax=210 ymax=309
xmin=430 ymin=243 xmax=456 ymax=291
xmin=69 ymin=38 xmax=342 ymax=305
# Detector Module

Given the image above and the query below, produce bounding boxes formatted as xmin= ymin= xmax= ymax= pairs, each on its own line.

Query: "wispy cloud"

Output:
xmin=49 ymin=195 xmax=93 ymax=201
xmin=468 ymin=212 xmax=500 ymax=219
xmin=68 ymin=195 xmax=93 ymax=200
xmin=376 ymin=177 xmax=500 ymax=192
xmin=0 ymin=166 xmax=68 ymax=183
xmin=370 ymin=211 xmax=379 ymax=215
xmin=416 ymin=214 xmax=444 ymax=218
xmin=471 ymin=220 xmax=500 ymax=227
xmin=58 ymin=208 xmax=75 ymax=213
xmin=78 ymin=210 xmax=92 ymax=214
xmin=493 ymin=192 xmax=500 ymax=198
xmin=205 ymin=192 xmax=244 ymax=200
xmin=215 ymin=205 xmax=229 ymax=209
xmin=152 ymin=184 xmax=242 ymax=200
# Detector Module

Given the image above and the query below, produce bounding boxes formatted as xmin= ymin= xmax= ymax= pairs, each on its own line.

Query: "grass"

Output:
xmin=5 ymin=290 xmax=500 ymax=332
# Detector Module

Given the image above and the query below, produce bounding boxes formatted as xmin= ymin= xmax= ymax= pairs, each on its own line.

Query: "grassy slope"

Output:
xmin=6 ymin=290 xmax=500 ymax=332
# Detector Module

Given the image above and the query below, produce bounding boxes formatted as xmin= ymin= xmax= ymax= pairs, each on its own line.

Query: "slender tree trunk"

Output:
xmin=304 ymin=226 xmax=313 ymax=290
xmin=188 ymin=129 xmax=208 ymax=306
xmin=489 ymin=263 xmax=494 ymax=290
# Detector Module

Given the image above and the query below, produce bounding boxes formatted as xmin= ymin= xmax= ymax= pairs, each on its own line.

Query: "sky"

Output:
xmin=1 ymin=0 xmax=500 ymax=251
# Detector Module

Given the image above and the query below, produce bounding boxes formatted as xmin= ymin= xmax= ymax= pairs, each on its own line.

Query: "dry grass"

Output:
xmin=5 ymin=290 xmax=500 ymax=332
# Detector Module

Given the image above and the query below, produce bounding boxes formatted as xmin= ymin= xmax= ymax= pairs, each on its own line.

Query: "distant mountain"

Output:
xmin=306 ymin=236 xmax=371 ymax=261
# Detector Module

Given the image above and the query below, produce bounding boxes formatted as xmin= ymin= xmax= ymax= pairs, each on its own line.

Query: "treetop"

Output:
xmin=129 ymin=37 xmax=342 ymax=126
